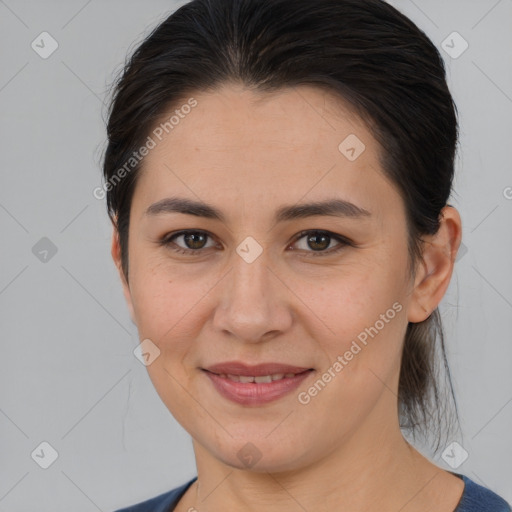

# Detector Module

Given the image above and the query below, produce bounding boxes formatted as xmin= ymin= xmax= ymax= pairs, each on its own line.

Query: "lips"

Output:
xmin=201 ymin=361 xmax=314 ymax=405
xmin=203 ymin=361 xmax=313 ymax=378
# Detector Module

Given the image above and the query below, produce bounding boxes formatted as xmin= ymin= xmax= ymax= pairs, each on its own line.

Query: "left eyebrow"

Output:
xmin=144 ymin=196 xmax=372 ymax=222
xmin=274 ymin=198 xmax=371 ymax=222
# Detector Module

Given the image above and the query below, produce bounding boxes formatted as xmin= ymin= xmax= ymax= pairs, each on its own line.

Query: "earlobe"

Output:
xmin=111 ymin=229 xmax=137 ymax=325
xmin=407 ymin=206 xmax=462 ymax=324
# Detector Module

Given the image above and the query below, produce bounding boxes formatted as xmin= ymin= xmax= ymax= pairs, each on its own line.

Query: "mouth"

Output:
xmin=201 ymin=361 xmax=315 ymax=405
xmin=203 ymin=361 xmax=314 ymax=377
xmin=204 ymin=372 xmax=309 ymax=383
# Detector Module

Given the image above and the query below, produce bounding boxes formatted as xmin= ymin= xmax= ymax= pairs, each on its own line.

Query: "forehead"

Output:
xmin=133 ymin=83 xmax=402 ymax=224
xmin=163 ymin=83 xmax=371 ymax=155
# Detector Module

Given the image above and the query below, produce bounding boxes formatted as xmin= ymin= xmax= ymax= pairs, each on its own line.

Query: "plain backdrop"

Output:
xmin=0 ymin=1 xmax=511 ymax=510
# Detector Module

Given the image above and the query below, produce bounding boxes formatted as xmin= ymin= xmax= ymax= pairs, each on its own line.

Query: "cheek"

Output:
xmin=128 ymin=256 xmax=214 ymax=358
xmin=129 ymin=272 xmax=172 ymax=338
xmin=301 ymin=262 xmax=407 ymax=389
xmin=296 ymin=278 xmax=406 ymax=434
xmin=128 ymin=263 xmax=205 ymax=423
xmin=299 ymin=265 xmax=402 ymax=336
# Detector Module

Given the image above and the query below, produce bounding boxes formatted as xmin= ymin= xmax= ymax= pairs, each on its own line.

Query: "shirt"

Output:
xmin=114 ymin=472 xmax=511 ymax=511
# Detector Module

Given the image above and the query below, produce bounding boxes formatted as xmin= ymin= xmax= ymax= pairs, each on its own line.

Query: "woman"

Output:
xmin=104 ymin=0 xmax=511 ymax=510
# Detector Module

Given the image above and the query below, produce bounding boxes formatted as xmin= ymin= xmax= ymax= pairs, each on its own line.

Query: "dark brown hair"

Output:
xmin=102 ymin=0 xmax=461 ymax=453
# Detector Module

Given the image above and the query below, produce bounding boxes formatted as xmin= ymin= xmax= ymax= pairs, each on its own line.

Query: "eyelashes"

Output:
xmin=159 ymin=229 xmax=353 ymax=258
xmin=288 ymin=229 xmax=352 ymax=256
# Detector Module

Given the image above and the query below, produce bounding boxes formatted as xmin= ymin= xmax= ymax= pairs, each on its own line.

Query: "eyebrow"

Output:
xmin=145 ymin=196 xmax=371 ymax=223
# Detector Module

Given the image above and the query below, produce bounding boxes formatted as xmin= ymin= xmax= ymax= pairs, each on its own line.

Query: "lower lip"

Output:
xmin=203 ymin=369 xmax=314 ymax=406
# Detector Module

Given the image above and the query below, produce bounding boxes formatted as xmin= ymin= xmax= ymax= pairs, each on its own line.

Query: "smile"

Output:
xmin=212 ymin=373 xmax=301 ymax=383
xmin=202 ymin=366 xmax=314 ymax=406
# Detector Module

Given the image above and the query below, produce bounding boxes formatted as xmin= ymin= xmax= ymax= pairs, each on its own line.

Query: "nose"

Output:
xmin=211 ymin=245 xmax=293 ymax=343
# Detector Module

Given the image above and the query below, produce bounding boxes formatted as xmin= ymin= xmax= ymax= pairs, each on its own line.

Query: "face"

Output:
xmin=113 ymin=83 xmax=437 ymax=472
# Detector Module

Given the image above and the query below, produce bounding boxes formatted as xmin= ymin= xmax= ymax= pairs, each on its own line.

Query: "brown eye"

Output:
xmin=291 ymin=230 xmax=351 ymax=257
xmin=162 ymin=230 xmax=217 ymax=255
xmin=306 ymin=232 xmax=330 ymax=251
xmin=181 ymin=232 xmax=208 ymax=250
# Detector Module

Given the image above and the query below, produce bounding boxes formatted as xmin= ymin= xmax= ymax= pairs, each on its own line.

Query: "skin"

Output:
xmin=111 ymin=83 xmax=464 ymax=511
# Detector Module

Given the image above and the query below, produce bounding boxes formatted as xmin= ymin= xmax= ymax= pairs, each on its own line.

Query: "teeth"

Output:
xmin=216 ymin=372 xmax=300 ymax=382
xmin=254 ymin=375 xmax=272 ymax=383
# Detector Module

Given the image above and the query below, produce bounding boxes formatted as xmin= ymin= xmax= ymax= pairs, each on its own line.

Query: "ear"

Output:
xmin=407 ymin=205 xmax=463 ymax=323
xmin=111 ymin=227 xmax=136 ymax=325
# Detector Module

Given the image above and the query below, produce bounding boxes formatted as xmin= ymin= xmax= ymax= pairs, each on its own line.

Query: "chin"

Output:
xmin=203 ymin=434 xmax=311 ymax=474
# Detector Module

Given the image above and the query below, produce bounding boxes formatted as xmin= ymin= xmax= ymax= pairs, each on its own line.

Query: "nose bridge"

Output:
xmin=229 ymin=240 xmax=275 ymax=314
xmin=213 ymin=238 xmax=291 ymax=341
xmin=237 ymin=240 xmax=269 ymax=288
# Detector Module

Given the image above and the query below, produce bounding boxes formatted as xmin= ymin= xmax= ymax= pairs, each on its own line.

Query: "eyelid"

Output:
xmin=161 ymin=229 xmax=353 ymax=257
xmin=162 ymin=229 xmax=219 ymax=253
xmin=289 ymin=230 xmax=352 ymax=256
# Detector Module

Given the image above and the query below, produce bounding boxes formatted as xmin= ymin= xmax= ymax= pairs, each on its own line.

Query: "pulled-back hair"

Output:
xmin=102 ymin=0 xmax=461 ymax=453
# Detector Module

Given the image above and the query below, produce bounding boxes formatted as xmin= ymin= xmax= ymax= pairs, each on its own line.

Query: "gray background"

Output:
xmin=0 ymin=0 xmax=511 ymax=510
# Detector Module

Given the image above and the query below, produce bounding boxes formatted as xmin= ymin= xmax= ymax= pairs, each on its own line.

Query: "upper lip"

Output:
xmin=203 ymin=361 xmax=313 ymax=377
